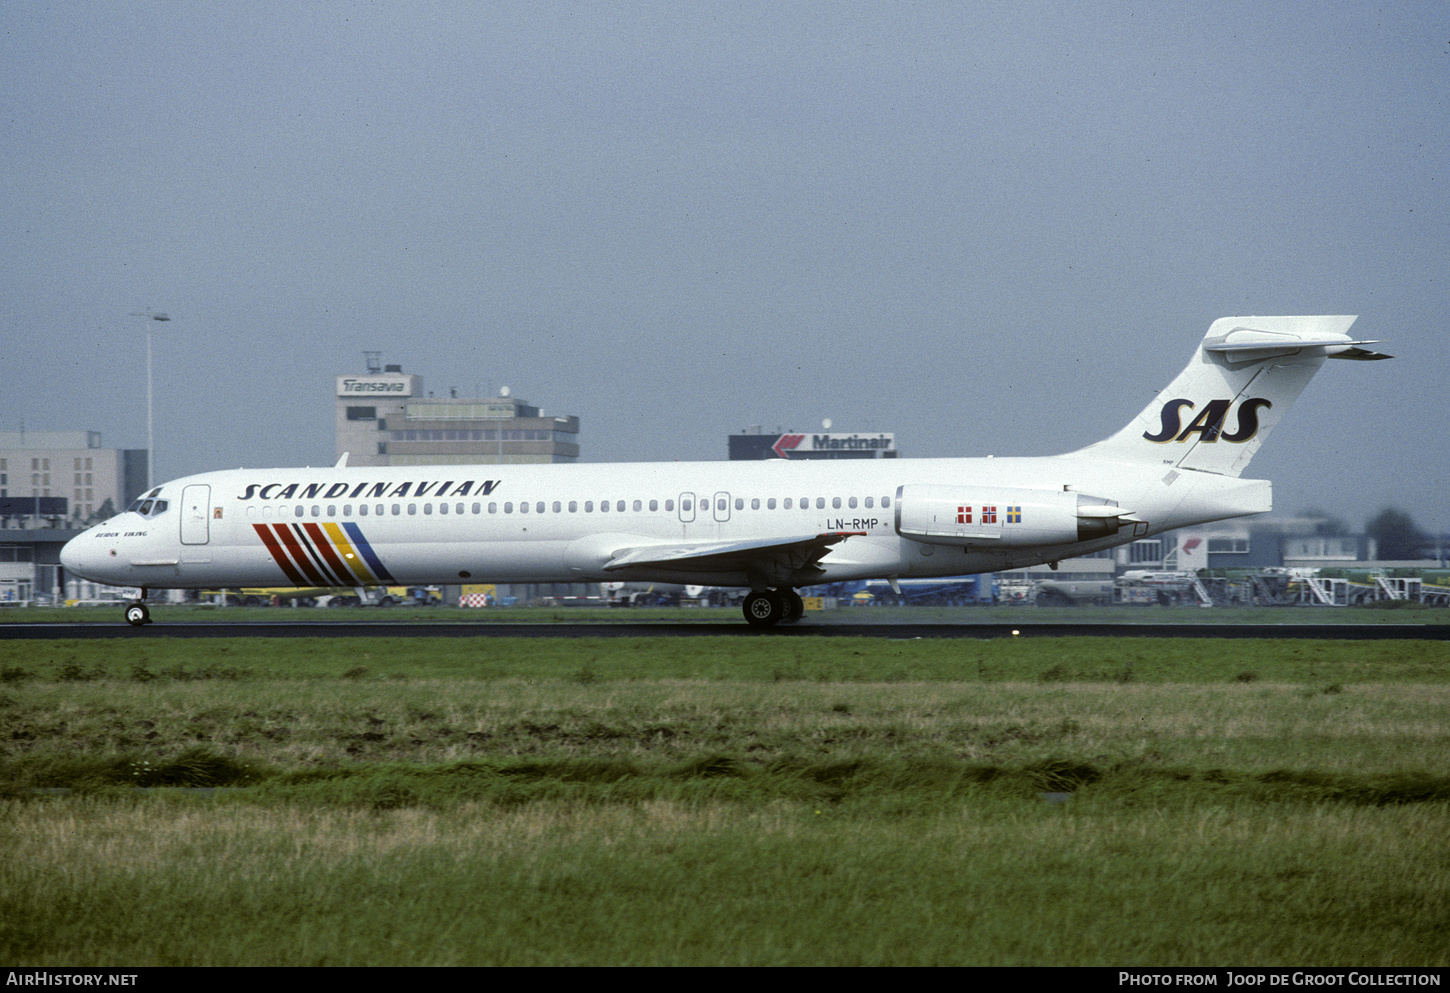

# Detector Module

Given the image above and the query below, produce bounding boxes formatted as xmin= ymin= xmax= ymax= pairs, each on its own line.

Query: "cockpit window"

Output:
xmin=127 ymin=497 xmax=170 ymax=519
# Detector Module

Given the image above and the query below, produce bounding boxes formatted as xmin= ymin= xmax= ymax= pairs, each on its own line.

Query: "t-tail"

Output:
xmin=1072 ymin=316 xmax=1391 ymax=477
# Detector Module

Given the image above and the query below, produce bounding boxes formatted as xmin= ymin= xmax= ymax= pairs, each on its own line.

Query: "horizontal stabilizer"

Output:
xmin=1205 ymin=338 xmax=1392 ymax=359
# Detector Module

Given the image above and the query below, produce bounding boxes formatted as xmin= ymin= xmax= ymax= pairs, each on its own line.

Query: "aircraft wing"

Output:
xmin=602 ymin=531 xmax=866 ymax=579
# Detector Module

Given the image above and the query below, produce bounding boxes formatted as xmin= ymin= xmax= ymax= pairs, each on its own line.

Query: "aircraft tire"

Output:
xmin=742 ymin=590 xmax=784 ymax=628
xmin=124 ymin=602 xmax=150 ymax=627
xmin=780 ymin=588 xmax=804 ymax=623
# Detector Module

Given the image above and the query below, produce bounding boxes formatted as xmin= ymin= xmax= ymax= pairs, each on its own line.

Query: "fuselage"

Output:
xmin=59 ymin=314 xmax=1386 ymax=627
xmin=59 ymin=453 xmax=1270 ymax=592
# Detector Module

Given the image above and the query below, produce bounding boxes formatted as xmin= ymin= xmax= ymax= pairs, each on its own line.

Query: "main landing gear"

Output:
xmin=125 ymin=590 xmax=152 ymax=627
xmin=741 ymin=588 xmax=804 ymax=628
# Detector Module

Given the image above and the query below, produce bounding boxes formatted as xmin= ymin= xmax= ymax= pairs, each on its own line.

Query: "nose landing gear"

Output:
xmin=125 ymin=590 xmax=152 ymax=627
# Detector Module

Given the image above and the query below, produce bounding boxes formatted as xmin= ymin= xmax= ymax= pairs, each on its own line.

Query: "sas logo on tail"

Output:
xmin=1143 ymin=398 xmax=1272 ymax=444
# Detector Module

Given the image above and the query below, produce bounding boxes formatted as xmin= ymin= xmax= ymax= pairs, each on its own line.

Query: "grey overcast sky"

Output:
xmin=5 ymin=1 xmax=1447 ymax=531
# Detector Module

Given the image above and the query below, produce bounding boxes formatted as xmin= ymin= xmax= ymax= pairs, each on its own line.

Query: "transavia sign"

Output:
xmin=336 ymin=375 xmax=418 ymax=397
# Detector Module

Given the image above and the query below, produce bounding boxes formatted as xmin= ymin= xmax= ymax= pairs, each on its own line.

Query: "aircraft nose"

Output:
xmin=60 ymin=535 xmax=84 ymax=574
xmin=60 ymin=533 xmax=103 ymax=582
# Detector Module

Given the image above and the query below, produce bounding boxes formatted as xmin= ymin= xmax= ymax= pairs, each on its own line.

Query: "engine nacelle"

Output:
xmin=894 ymin=484 xmax=1128 ymax=548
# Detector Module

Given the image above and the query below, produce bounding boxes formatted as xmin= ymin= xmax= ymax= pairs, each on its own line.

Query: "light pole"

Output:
xmin=130 ymin=311 xmax=171 ymax=490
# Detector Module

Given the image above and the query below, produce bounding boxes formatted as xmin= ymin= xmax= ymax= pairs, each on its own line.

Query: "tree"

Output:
xmin=85 ymin=498 xmax=116 ymax=526
xmin=1364 ymin=508 xmax=1429 ymax=561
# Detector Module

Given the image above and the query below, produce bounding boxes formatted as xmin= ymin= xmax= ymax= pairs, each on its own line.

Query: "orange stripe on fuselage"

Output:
xmin=321 ymin=521 xmax=375 ymax=583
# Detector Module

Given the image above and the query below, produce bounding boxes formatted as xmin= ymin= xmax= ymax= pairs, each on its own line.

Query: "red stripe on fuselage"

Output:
xmin=270 ymin=523 xmax=332 ymax=586
xmin=303 ymin=522 xmax=358 ymax=585
xmin=252 ymin=523 xmax=309 ymax=585
xmin=286 ymin=523 xmax=351 ymax=586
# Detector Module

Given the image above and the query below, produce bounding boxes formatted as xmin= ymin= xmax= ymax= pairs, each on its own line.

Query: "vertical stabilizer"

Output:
xmin=1070 ymin=316 xmax=1386 ymax=477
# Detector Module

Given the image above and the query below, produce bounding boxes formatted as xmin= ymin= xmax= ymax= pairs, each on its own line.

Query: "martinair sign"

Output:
xmin=729 ymin=432 xmax=897 ymax=460
xmin=336 ymin=374 xmax=420 ymax=398
xmin=781 ymin=433 xmax=896 ymax=457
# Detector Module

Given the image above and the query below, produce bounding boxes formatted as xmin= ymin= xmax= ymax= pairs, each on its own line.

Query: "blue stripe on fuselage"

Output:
xmin=341 ymin=522 xmax=398 ymax=583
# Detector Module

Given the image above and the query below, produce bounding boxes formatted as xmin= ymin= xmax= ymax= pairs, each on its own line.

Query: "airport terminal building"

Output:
xmin=0 ymin=430 xmax=146 ymax=524
xmin=335 ymin=365 xmax=580 ymax=467
xmin=1 ymin=431 xmax=147 ymax=604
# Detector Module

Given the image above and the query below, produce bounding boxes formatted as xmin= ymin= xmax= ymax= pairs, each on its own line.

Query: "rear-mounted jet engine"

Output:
xmin=894 ymin=484 xmax=1131 ymax=547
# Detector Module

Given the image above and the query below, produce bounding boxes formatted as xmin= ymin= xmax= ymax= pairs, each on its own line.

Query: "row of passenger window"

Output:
xmin=241 ymin=493 xmax=895 ymax=520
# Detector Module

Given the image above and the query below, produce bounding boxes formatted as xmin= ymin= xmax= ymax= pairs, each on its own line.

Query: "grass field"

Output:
xmin=2 ymin=635 xmax=1447 ymax=966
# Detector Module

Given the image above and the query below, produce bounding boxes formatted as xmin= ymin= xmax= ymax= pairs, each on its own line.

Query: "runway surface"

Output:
xmin=5 ymin=620 xmax=1449 ymax=640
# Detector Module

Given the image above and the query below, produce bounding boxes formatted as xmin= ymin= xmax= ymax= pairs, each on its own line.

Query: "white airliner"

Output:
xmin=61 ymin=316 xmax=1389 ymax=627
